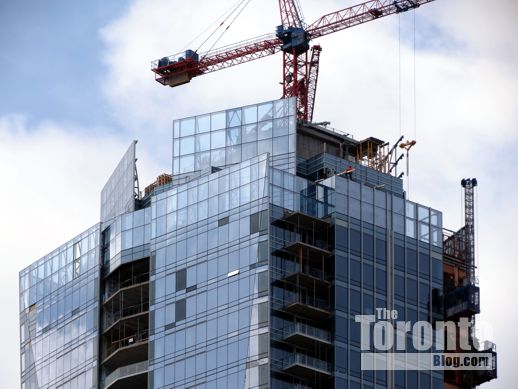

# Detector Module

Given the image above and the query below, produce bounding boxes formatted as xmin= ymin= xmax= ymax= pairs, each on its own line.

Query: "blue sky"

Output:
xmin=0 ymin=1 xmax=126 ymax=128
xmin=1 ymin=0 xmax=517 ymax=388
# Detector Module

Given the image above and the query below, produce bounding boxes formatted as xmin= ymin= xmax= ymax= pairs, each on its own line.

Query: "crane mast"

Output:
xmin=461 ymin=178 xmax=477 ymax=286
xmin=305 ymin=45 xmax=322 ymax=124
xmin=152 ymin=0 xmax=436 ymax=121
xmin=278 ymin=0 xmax=305 ymax=28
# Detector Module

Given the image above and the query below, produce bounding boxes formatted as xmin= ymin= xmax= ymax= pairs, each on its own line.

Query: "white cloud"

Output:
xmin=99 ymin=0 xmax=282 ymax=133
xmin=0 ymin=115 xmax=162 ymax=387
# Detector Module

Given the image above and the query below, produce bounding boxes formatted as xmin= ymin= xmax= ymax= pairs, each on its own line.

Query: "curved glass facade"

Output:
xmin=19 ymin=225 xmax=101 ymax=389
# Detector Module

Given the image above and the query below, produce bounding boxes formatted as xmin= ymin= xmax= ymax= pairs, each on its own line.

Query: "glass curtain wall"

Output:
xmin=172 ymin=98 xmax=297 ymax=177
xmin=19 ymin=225 xmax=101 ymax=389
xmin=149 ymin=154 xmax=271 ymax=389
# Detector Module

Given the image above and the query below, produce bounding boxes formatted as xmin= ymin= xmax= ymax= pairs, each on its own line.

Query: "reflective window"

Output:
xmin=227 ymin=109 xmax=241 ymax=127
xmin=363 ymin=263 xmax=374 ymax=289
xmin=242 ymin=124 xmax=257 ymax=143
xmin=408 ymin=278 xmax=418 ymax=303
xmin=419 ymin=253 xmax=431 ymax=277
xmin=196 ymin=133 xmax=210 ymax=152
xmin=211 ymin=111 xmax=226 ymax=130
xmin=406 ymin=201 xmax=416 ymax=218
xmin=196 ymin=114 xmax=211 ymax=133
xmin=211 ymin=130 xmax=225 ymax=149
xmin=418 ymin=206 xmax=430 ymax=222
xmin=351 ymin=259 xmax=361 ymax=285
xmin=395 ymin=274 xmax=405 ymax=300
xmin=242 ymin=105 xmax=257 ymax=124
xmin=376 ymin=269 xmax=387 ymax=292
xmin=258 ymin=101 xmax=273 ymax=121
xmin=180 ymin=155 xmax=194 ymax=173
xmin=226 ymin=127 xmax=241 ymax=146
xmin=407 ymin=248 xmax=418 ymax=275
xmin=180 ymin=136 xmax=194 ymax=155
xmin=257 ymin=121 xmax=272 ymax=140
xmin=172 ymin=97 xmax=296 ymax=175
xmin=273 ymin=118 xmax=289 ymax=137
xmin=181 ymin=118 xmax=195 ymax=136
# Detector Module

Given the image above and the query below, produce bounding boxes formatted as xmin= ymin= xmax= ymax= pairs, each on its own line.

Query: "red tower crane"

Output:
xmin=152 ymin=0 xmax=436 ymax=122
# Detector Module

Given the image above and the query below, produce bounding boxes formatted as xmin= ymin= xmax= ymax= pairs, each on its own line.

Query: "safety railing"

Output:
xmin=284 ymin=322 xmax=331 ymax=343
xmin=282 ymin=353 xmax=331 ymax=373
xmin=104 ymin=360 xmax=148 ymax=388
xmin=284 ymin=292 xmax=330 ymax=310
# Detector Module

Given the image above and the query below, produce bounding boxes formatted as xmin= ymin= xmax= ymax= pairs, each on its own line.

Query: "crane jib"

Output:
xmin=152 ymin=0 xmax=437 ymax=120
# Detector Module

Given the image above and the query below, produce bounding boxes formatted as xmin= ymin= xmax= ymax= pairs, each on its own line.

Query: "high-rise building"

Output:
xmin=19 ymin=97 xmax=496 ymax=389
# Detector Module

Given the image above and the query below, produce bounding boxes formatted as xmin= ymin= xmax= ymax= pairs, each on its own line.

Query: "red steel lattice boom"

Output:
xmin=152 ymin=0 xmax=436 ymax=121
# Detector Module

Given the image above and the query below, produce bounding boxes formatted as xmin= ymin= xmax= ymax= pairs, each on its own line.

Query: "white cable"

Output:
xmin=413 ymin=9 xmax=417 ymax=141
xmin=398 ymin=14 xmax=402 ymax=138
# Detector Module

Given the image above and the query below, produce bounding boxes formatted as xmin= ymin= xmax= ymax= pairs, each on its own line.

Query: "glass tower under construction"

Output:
xmin=19 ymin=97 xmax=496 ymax=389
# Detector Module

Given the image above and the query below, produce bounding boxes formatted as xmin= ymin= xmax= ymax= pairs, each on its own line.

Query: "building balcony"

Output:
xmin=104 ymin=273 xmax=149 ymax=302
xmin=103 ymin=302 xmax=149 ymax=332
xmin=282 ymin=294 xmax=332 ymax=321
xmin=103 ymin=258 xmax=150 ymax=302
xmin=279 ymin=353 xmax=332 ymax=379
xmin=103 ymin=329 xmax=149 ymax=368
xmin=276 ymin=210 xmax=332 ymax=231
xmin=283 ymin=267 xmax=331 ymax=290
xmin=283 ymin=323 xmax=332 ymax=349
xmin=102 ymin=258 xmax=150 ymax=370
xmin=104 ymin=360 xmax=148 ymax=389
xmin=444 ymin=284 xmax=480 ymax=319
xmin=272 ymin=263 xmax=331 ymax=290
xmin=282 ymin=241 xmax=332 ymax=261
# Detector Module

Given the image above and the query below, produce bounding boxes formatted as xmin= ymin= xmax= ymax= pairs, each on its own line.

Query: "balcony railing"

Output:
xmin=271 ymin=236 xmax=332 ymax=255
xmin=277 ymin=209 xmax=334 ymax=228
xmin=285 ymin=293 xmax=330 ymax=310
xmin=273 ymin=264 xmax=330 ymax=281
xmin=105 ymin=360 xmax=148 ymax=388
xmin=285 ymin=322 xmax=332 ymax=343
xmin=282 ymin=353 xmax=332 ymax=374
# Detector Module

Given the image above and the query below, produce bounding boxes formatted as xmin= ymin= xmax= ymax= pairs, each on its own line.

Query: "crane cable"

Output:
xmin=180 ymin=0 xmax=244 ymax=52
xmin=180 ymin=0 xmax=250 ymax=55
xmin=413 ymin=8 xmax=417 ymax=142
xmin=200 ymin=0 xmax=255 ymax=60
xmin=196 ymin=0 xmax=249 ymax=53
xmin=398 ymin=13 xmax=402 ymax=138
xmin=398 ymin=11 xmax=418 ymax=139
xmin=399 ymin=10 xmax=419 ymax=197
